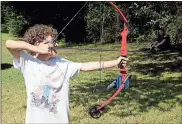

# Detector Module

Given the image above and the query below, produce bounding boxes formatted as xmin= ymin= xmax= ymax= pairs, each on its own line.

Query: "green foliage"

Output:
xmin=1 ymin=24 xmax=8 ymax=33
xmin=1 ymin=2 xmax=28 ymax=36
xmin=85 ymin=1 xmax=182 ymax=44
xmin=136 ymin=35 xmax=146 ymax=43
xmin=126 ymin=2 xmax=181 ymax=44
xmin=128 ymin=2 xmax=174 ymax=35
xmin=167 ymin=15 xmax=182 ymax=44
xmin=85 ymin=2 xmax=120 ymax=43
xmin=6 ymin=13 xmax=28 ymax=36
xmin=2 ymin=1 xmax=182 ymax=45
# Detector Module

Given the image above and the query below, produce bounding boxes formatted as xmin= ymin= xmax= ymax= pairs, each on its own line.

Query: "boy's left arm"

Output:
xmin=80 ymin=56 xmax=128 ymax=72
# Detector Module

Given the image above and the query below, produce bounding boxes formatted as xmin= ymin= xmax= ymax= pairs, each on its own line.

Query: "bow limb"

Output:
xmin=109 ymin=1 xmax=128 ymax=23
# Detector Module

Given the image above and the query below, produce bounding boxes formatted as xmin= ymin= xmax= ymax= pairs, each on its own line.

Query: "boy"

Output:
xmin=6 ymin=24 xmax=128 ymax=124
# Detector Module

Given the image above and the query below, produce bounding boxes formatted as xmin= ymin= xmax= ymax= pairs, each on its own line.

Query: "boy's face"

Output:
xmin=37 ymin=35 xmax=57 ymax=60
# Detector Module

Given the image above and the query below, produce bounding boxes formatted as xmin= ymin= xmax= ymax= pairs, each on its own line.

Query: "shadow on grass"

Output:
xmin=136 ymin=43 xmax=182 ymax=55
xmin=1 ymin=63 xmax=13 ymax=70
xmin=70 ymin=74 xmax=182 ymax=118
xmin=69 ymin=50 xmax=182 ymax=118
xmin=130 ymin=47 xmax=182 ymax=75
xmin=131 ymin=61 xmax=182 ymax=75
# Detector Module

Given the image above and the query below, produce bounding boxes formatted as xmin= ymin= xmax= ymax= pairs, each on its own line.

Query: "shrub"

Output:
xmin=6 ymin=13 xmax=28 ymax=36
xmin=2 ymin=3 xmax=28 ymax=36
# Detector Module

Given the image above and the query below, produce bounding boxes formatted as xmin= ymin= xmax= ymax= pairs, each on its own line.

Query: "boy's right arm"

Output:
xmin=6 ymin=40 xmax=50 ymax=61
xmin=6 ymin=40 xmax=38 ymax=61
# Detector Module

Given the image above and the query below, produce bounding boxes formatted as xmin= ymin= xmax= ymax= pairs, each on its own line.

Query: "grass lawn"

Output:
xmin=2 ymin=33 xmax=182 ymax=123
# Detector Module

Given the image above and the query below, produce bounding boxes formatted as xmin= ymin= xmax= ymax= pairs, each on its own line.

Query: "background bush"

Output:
xmin=1 ymin=1 xmax=182 ymax=45
xmin=1 ymin=2 xmax=28 ymax=36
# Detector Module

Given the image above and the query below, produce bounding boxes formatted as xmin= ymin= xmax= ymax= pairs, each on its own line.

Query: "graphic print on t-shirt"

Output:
xmin=31 ymin=85 xmax=60 ymax=114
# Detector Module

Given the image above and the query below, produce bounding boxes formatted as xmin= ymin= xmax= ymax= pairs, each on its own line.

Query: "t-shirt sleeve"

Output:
xmin=67 ymin=62 xmax=82 ymax=78
xmin=13 ymin=51 xmax=31 ymax=71
xmin=57 ymin=58 xmax=82 ymax=78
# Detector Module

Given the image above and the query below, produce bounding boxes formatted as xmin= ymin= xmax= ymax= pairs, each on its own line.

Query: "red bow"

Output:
xmin=89 ymin=1 xmax=130 ymax=119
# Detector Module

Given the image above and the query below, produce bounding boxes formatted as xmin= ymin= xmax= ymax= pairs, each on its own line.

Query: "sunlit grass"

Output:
xmin=2 ymin=33 xmax=182 ymax=123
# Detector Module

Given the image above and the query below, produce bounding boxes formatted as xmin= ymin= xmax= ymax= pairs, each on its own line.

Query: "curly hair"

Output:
xmin=24 ymin=24 xmax=58 ymax=45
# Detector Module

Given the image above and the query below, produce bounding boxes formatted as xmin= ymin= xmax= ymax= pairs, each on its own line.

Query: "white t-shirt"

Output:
xmin=13 ymin=51 xmax=81 ymax=124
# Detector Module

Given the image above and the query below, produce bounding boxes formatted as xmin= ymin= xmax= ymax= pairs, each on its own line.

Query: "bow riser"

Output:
xmin=120 ymin=24 xmax=129 ymax=82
